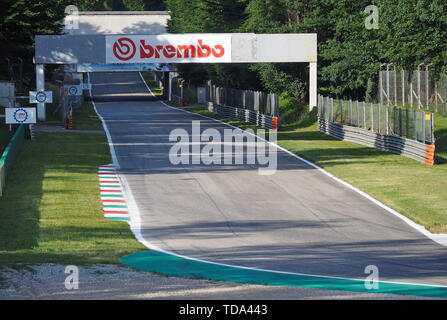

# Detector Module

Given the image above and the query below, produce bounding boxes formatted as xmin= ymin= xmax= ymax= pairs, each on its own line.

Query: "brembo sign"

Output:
xmin=106 ymin=34 xmax=231 ymax=63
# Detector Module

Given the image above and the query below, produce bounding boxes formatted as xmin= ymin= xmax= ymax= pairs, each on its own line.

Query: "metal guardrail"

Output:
xmin=318 ymin=118 xmax=435 ymax=165
xmin=213 ymin=104 xmax=278 ymax=130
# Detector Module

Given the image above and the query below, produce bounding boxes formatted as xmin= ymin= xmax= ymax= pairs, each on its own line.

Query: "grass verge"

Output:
xmin=73 ymin=100 xmax=103 ymax=131
xmin=163 ymin=99 xmax=447 ymax=234
xmin=140 ymin=72 xmax=163 ymax=96
xmin=0 ymin=102 xmax=146 ymax=266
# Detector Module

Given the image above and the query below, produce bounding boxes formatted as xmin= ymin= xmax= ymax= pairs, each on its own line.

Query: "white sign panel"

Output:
xmin=5 ymin=108 xmax=37 ymax=124
xmin=64 ymin=85 xmax=83 ymax=96
xmin=29 ymin=91 xmax=53 ymax=103
xmin=105 ymin=34 xmax=232 ymax=64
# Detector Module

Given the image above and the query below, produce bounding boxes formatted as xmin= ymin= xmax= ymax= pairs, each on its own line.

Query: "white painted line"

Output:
xmin=103 ymin=208 xmax=128 ymax=213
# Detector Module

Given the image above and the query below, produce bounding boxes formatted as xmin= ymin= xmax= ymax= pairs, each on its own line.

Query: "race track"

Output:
xmin=90 ymin=72 xmax=447 ymax=287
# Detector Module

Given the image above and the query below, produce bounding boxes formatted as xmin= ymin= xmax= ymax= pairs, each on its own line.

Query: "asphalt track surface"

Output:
xmin=91 ymin=72 xmax=447 ymax=288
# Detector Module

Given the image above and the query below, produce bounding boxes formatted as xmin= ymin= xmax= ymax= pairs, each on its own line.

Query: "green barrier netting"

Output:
xmin=0 ymin=125 xmax=25 ymax=196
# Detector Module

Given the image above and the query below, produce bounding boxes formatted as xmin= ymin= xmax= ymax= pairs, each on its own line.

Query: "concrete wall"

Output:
xmin=64 ymin=11 xmax=170 ymax=35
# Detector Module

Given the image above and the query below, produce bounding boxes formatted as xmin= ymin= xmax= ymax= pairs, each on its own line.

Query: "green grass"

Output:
xmin=165 ymin=100 xmax=447 ymax=234
xmin=73 ymin=101 xmax=103 ymax=131
xmin=140 ymin=72 xmax=163 ymax=96
xmin=434 ymin=114 xmax=447 ymax=161
xmin=0 ymin=102 xmax=146 ymax=266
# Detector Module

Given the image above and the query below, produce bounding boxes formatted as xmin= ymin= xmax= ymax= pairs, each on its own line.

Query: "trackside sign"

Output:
xmin=106 ymin=34 xmax=232 ymax=63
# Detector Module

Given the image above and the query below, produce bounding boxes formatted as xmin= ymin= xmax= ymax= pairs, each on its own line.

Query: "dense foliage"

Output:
xmin=166 ymin=0 xmax=447 ymax=116
xmin=0 ymin=0 xmax=165 ymax=83
xmin=1 ymin=0 xmax=446 ymax=116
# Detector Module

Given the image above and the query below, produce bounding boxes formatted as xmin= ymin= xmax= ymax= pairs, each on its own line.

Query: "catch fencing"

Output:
xmin=318 ymin=95 xmax=435 ymax=164
xmin=206 ymin=84 xmax=279 ymax=117
xmin=205 ymin=84 xmax=279 ymax=129
xmin=378 ymin=69 xmax=447 ymax=116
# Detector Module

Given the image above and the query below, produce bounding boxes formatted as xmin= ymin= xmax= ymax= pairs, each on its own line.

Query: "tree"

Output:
xmin=0 ymin=0 xmax=67 ymax=81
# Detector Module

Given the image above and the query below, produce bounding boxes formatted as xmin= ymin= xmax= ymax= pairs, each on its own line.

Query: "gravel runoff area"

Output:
xmin=0 ymin=264 xmax=439 ymax=300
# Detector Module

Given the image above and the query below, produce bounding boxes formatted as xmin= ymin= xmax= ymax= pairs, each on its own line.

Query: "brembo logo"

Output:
xmin=112 ymin=37 xmax=226 ymax=61
xmin=113 ymin=37 xmax=137 ymax=61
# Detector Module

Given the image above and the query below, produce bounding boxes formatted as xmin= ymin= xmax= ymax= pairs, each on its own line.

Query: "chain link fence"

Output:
xmin=378 ymin=69 xmax=447 ymax=116
xmin=318 ymin=95 xmax=434 ymax=144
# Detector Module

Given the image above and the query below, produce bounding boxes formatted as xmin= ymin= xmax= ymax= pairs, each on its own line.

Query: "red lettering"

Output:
xmin=137 ymin=39 xmax=226 ymax=60
xmin=164 ymin=45 xmax=176 ymax=58
xmin=197 ymin=40 xmax=211 ymax=58
xmin=177 ymin=45 xmax=196 ymax=58
xmin=140 ymin=40 xmax=154 ymax=58
xmin=212 ymin=45 xmax=225 ymax=58
xmin=155 ymin=45 xmax=164 ymax=58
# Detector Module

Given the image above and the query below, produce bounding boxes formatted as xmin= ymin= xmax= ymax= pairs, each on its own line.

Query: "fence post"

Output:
xmin=370 ymin=103 xmax=373 ymax=132
xmin=386 ymin=67 xmax=390 ymax=105
xmin=421 ymin=111 xmax=427 ymax=143
xmin=393 ymin=107 xmax=397 ymax=135
xmin=394 ymin=66 xmax=398 ymax=106
xmin=356 ymin=101 xmax=360 ymax=128
xmin=406 ymin=109 xmax=409 ymax=138
xmin=378 ymin=104 xmax=380 ymax=133
xmin=386 ymin=105 xmax=389 ymax=134
xmin=379 ymin=70 xmax=383 ymax=105
xmin=402 ymin=69 xmax=405 ymax=106
xmin=431 ymin=113 xmax=435 ymax=144
xmin=414 ymin=110 xmax=417 ymax=141
xmin=363 ymin=102 xmax=366 ymax=129
xmin=399 ymin=108 xmax=402 ymax=136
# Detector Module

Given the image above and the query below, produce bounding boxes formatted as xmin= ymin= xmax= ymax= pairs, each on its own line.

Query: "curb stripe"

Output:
xmin=97 ymin=163 xmax=130 ymax=223
xmin=104 ymin=205 xmax=128 ymax=208
xmin=104 ymin=211 xmax=129 ymax=214
xmin=101 ymin=194 xmax=124 ymax=198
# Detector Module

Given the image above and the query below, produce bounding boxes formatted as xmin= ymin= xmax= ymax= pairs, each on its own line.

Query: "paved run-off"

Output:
xmin=121 ymin=250 xmax=447 ymax=298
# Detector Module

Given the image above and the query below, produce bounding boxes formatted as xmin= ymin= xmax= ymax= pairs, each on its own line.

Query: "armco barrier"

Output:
xmin=318 ymin=118 xmax=435 ymax=165
xmin=214 ymin=104 xmax=278 ymax=130
xmin=0 ymin=125 xmax=25 ymax=196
